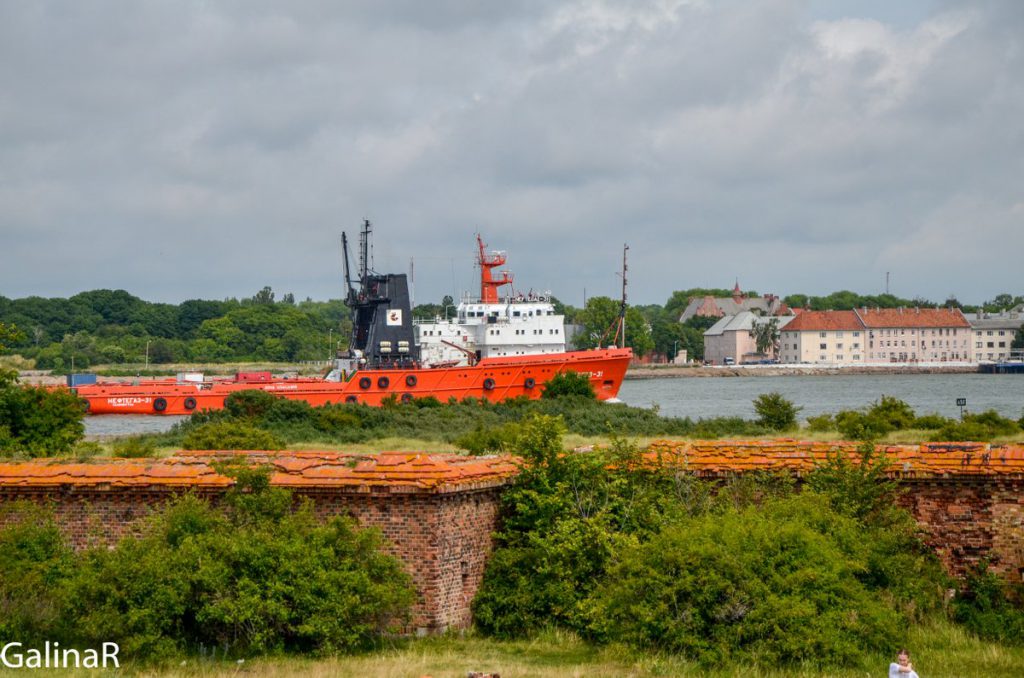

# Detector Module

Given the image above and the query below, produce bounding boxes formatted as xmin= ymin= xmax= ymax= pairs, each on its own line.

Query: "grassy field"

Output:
xmin=1 ymin=623 xmax=1021 ymax=677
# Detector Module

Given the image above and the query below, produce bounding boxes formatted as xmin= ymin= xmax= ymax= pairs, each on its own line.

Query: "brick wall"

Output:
xmin=898 ymin=479 xmax=1024 ymax=583
xmin=2 ymin=442 xmax=1024 ymax=634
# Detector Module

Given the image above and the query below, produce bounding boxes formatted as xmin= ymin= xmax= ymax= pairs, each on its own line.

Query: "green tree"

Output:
xmin=0 ymin=370 xmax=85 ymax=456
xmin=574 ymin=297 xmax=653 ymax=356
xmin=753 ymin=392 xmax=800 ymax=431
xmin=0 ymin=321 xmax=24 ymax=351
xmin=749 ymin=317 xmax=780 ymax=355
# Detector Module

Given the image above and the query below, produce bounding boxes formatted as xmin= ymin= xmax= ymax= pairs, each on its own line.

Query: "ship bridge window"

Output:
xmin=513 ymin=311 xmax=521 ymax=317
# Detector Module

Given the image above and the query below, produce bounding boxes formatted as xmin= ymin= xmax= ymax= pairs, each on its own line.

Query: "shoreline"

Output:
xmin=625 ymin=364 xmax=980 ymax=379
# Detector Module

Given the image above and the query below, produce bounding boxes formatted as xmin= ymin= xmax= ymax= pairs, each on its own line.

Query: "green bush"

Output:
xmin=182 ymin=421 xmax=284 ymax=450
xmin=26 ymin=467 xmax=416 ymax=658
xmin=867 ymin=396 xmax=917 ymax=430
xmin=223 ymin=389 xmax=280 ymax=419
xmin=752 ymin=392 xmax=800 ymax=431
xmin=0 ymin=369 xmax=85 ymax=456
xmin=835 ymin=410 xmax=892 ymax=441
xmin=913 ymin=414 xmax=951 ymax=430
xmin=454 ymin=421 xmax=522 ymax=455
xmin=932 ymin=410 xmax=1020 ymax=442
xmin=952 ymin=562 xmax=1024 ymax=645
xmin=112 ymin=435 xmax=159 ymax=458
xmin=806 ymin=413 xmax=835 ymax=432
xmin=541 ymin=371 xmax=596 ymax=399
xmin=0 ymin=503 xmax=74 ymax=644
xmin=473 ymin=417 xmax=684 ymax=637
xmin=589 ymin=493 xmax=904 ymax=667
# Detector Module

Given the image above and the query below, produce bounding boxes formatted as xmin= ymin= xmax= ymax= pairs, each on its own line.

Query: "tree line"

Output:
xmin=2 ymin=287 xmax=1021 ymax=369
xmin=0 ymin=288 xmax=347 ymax=370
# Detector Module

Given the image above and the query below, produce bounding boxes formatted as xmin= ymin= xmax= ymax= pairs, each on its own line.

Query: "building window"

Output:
xmin=819 ymin=332 xmax=827 ymax=338
xmin=819 ymin=343 xmax=827 ymax=350
xmin=837 ymin=343 xmax=844 ymax=349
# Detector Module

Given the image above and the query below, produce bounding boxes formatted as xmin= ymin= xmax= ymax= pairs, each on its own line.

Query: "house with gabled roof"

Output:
xmin=778 ymin=310 xmax=864 ymax=364
xmin=779 ymin=307 xmax=973 ymax=365
xmin=678 ymin=282 xmax=787 ymax=323
xmin=856 ymin=307 xmax=971 ymax=363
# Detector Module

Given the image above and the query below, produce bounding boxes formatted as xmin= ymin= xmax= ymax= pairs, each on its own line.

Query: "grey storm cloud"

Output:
xmin=0 ymin=0 xmax=1021 ymax=306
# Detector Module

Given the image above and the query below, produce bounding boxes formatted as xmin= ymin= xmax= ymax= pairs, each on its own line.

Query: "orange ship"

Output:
xmin=71 ymin=222 xmax=632 ymax=415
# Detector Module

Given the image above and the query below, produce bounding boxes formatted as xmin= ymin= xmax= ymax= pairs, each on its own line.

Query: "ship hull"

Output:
xmin=73 ymin=348 xmax=632 ymax=415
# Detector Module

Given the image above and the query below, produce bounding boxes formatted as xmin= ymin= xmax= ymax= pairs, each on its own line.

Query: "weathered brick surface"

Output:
xmin=898 ymin=479 xmax=1024 ymax=582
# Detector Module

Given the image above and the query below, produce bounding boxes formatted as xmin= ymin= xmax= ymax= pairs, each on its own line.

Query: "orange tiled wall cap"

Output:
xmin=645 ymin=440 xmax=1024 ymax=478
xmin=0 ymin=451 xmax=519 ymax=492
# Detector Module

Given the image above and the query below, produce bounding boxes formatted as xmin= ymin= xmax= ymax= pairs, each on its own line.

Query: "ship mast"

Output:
xmin=616 ymin=243 xmax=629 ymax=349
xmin=358 ymin=218 xmax=373 ymax=286
xmin=476 ymin=234 xmax=514 ymax=303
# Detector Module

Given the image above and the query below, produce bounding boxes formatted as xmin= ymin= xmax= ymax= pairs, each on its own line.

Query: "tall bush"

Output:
xmin=590 ymin=494 xmax=903 ymax=667
xmin=752 ymin=392 xmax=800 ymax=431
xmin=0 ymin=369 xmax=85 ymax=456
xmin=62 ymin=466 xmax=414 ymax=657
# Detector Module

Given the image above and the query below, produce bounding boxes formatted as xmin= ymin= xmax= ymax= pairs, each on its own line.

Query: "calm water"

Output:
xmin=84 ymin=374 xmax=1024 ymax=436
xmin=85 ymin=415 xmax=188 ymax=438
xmin=618 ymin=373 xmax=1024 ymax=422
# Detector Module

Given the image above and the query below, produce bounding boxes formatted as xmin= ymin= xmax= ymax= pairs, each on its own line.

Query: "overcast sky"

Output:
xmin=1 ymin=1 xmax=1021 ymax=307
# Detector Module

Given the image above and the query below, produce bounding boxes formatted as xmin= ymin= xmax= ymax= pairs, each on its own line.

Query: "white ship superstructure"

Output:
xmin=415 ymin=236 xmax=567 ymax=367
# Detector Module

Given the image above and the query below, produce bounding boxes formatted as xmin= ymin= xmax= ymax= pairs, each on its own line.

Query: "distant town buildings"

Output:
xmin=778 ymin=307 xmax=973 ymax=364
xmin=688 ymin=284 xmax=1021 ymax=366
xmin=963 ymin=310 xmax=1024 ymax=362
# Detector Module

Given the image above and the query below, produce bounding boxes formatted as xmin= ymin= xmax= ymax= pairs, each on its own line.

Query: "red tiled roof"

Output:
xmin=855 ymin=307 xmax=970 ymax=329
xmin=645 ymin=440 xmax=1024 ymax=478
xmin=0 ymin=451 xmax=519 ymax=494
xmin=780 ymin=310 xmax=862 ymax=332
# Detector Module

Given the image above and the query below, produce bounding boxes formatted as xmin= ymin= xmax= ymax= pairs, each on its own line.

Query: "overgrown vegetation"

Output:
xmin=150 ymin=389 xmax=767 ymax=452
xmin=541 ymin=370 xmax=597 ymax=400
xmin=809 ymin=396 xmax=1023 ymax=442
xmin=0 ymin=466 xmax=413 ymax=658
xmin=473 ymin=417 xmax=959 ymax=670
xmin=952 ymin=562 xmax=1024 ymax=645
xmin=0 ymin=368 xmax=85 ymax=456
